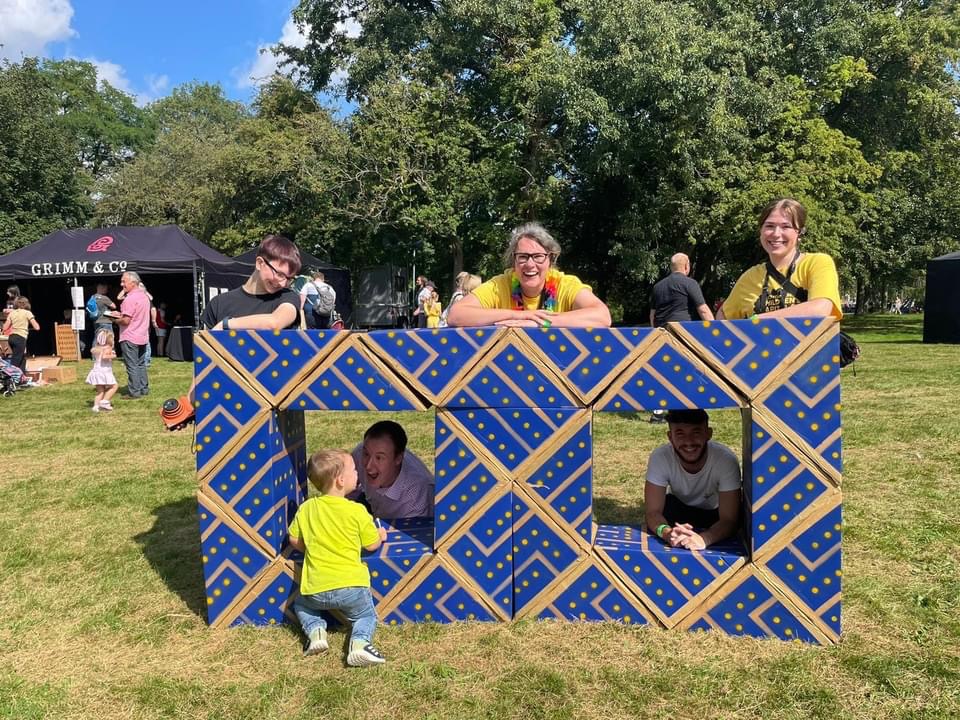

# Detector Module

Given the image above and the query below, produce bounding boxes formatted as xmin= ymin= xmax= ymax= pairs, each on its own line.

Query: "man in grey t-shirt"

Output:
xmin=644 ymin=409 xmax=741 ymax=549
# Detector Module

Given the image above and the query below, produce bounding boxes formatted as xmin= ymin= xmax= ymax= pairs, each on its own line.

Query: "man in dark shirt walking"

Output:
xmin=648 ymin=253 xmax=714 ymax=424
xmin=650 ymin=253 xmax=714 ymax=327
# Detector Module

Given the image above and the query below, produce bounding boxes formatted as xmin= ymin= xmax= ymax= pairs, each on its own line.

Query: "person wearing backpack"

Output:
xmin=302 ymin=271 xmax=336 ymax=329
xmin=87 ymin=282 xmax=117 ymax=338
xmin=716 ymin=199 xmax=842 ymax=321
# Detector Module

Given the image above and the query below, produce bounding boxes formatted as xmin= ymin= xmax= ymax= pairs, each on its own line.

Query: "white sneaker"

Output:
xmin=92 ymin=404 xmax=100 ymax=413
xmin=100 ymin=401 xmax=113 ymax=411
xmin=303 ymin=628 xmax=329 ymax=656
xmin=347 ymin=640 xmax=386 ymax=666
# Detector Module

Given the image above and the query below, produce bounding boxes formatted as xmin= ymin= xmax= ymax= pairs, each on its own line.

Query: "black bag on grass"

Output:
xmin=839 ymin=331 xmax=860 ymax=369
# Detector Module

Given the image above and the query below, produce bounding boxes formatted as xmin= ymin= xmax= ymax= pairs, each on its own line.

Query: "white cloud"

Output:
xmin=82 ymin=58 xmax=166 ymax=106
xmin=235 ymin=16 xmax=307 ymax=90
xmin=145 ymin=73 xmax=170 ymax=98
xmin=235 ymin=9 xmax=360 ymax=90
xmin=85 ymin=57 xmax=133 ymax=94
xmin=0 ymin=0 xmax=76 ymax=61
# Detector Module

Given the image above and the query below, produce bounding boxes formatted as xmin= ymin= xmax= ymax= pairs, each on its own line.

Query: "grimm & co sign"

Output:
xmin=31 ymin=260 xmax=129 ymax=277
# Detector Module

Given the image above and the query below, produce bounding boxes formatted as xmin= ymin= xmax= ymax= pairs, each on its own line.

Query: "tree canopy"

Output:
xmin=2 ymin=1 xmax=959 ymax=315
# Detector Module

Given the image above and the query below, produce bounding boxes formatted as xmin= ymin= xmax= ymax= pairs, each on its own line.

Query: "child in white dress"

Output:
xmin=86 ymin=329 xmax=118 ymax=412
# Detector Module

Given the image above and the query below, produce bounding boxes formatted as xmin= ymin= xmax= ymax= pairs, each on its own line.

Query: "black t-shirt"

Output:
xmin=651 ymin=272 xmax=707 ymax=326
xmin=200 ymin=287 xmax=301 ymax=330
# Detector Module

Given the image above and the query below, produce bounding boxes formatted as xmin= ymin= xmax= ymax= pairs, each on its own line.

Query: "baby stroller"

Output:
xmin=0 ymin=357 xmax=25 ymax=397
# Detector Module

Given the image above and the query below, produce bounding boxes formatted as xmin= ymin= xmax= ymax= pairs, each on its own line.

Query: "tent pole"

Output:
xmin=193 ymin=261 xmax=201 ymax=328
xmin=72 ymin=276 xmax=81 ymax=358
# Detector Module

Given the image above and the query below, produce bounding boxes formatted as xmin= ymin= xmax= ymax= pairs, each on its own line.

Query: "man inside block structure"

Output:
xmin=645 ymin=409 xmax=741 ymax=550
xmin=349 ymin=420 xmax=434 ymax=520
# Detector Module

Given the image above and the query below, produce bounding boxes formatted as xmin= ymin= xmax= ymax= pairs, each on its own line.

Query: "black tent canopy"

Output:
xmin=0 ymin=225 xmax=243 ymax=355
xmin=924 ymin=250 xmax=960 ymax=344
xmin=0 ymin=225 xmax=237 ymax=278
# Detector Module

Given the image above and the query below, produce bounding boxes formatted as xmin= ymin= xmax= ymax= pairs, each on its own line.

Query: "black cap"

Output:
xmin=664 ymin=408 xmax=709 ymax=425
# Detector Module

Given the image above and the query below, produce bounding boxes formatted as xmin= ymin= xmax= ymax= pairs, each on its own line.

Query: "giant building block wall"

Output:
xmin=194 ymin=319 xmax=843 ymax=644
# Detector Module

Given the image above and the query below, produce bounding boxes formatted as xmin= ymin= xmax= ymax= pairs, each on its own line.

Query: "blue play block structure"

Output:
xmin=194 ymin=319 xmax=842 ymax=644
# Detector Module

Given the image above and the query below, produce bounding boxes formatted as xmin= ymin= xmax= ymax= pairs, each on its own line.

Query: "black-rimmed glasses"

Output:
xmin=260 ymin=256 xmax=293 ymax=283
xmin=514 ymin=252 xmax=551 ymax=264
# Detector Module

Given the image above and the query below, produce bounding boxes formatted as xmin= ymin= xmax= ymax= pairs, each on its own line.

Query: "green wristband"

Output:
xmin=655 ymin=523 xmax=670 ymax=539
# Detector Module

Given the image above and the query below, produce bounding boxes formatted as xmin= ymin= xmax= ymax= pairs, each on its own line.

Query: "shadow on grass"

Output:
xmin=134 ymin=496 xmax=207 ymax=619
xmin=842 ymin=313 xmax=924 ymax=342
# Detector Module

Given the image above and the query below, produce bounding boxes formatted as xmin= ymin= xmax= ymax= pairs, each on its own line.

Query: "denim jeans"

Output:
xmin=120 ymin=340 xmax=149 ymax=396
xmin=294 ymin=586 xmax=377 ymax=645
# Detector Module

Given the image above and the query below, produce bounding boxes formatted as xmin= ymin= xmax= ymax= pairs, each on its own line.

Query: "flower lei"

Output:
xmin=511 ymin=269 xmax=559 ymax=312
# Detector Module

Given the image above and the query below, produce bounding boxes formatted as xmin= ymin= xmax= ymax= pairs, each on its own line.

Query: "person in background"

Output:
xmin=440 ymin=272 xmax=482 ymax=327
xmin=139 ymin=283 xmax=156 ymax=367
xmin=717 ymin=198 xmax=842 ymax=320
xmin=5 ymin=285 xmax=19 ymax=310
xmin=301 ymin=271 xmax=337 ymax=329
xmin=86 ymin=328 xmax=118 ymax=412
xmin=425 ymin=290 xmax=442 ymax=329
xmin=650 ymin=253 xmax=714 ymax=327
xmin=88 ymin=282 xmax=117 ymax=342
xmin=154 ymin=302 xmax=169 ymax=357
xmin=113 ymin=271 xmax=151 ymax=398
xmin=648 ymin=252 xmax=713 ymax=423
xmin=2 ymin=296 xmax=39 ymax=373
xmin=447 ymin=222 xmax=611 ymax=328
xmin=412 ymin=276 xmax=432 ymax=328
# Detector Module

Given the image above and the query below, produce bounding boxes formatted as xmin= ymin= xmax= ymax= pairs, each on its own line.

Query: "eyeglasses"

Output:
xmin=513 ymin=252 xmax=551 ymax=264
xmin=761 ymin=223 xmax=799 ymax=234
xmin=260 ymin=256 xmax=293 ymax=284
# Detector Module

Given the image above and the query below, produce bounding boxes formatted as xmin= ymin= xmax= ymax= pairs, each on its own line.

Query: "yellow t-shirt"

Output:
xmin=5 ymin=308 xmax=34 ymax=338
xmin=471 ymin=270 xmax=590 ymax=312
xmin=721 ymin=253 xmax=842 ymax=320
xmin=288 ymin=495 xmax=380 ymax=595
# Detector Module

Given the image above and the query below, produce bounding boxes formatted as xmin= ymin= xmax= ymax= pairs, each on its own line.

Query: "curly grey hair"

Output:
xmin=502 ymin=222 xmax=562 ymax=269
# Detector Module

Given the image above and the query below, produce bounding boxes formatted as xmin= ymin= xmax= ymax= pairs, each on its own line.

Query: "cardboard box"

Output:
xmin=43 ymin=366 xmax=77 ymax=384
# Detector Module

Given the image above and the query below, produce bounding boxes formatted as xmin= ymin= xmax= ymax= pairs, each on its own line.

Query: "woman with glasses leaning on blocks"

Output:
xmin=446 ymin=222 xmax=611 ymax=329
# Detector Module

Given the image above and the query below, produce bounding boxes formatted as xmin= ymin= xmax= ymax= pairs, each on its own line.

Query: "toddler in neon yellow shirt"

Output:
xmin=288 ymin=449 xmax=388 ymax=666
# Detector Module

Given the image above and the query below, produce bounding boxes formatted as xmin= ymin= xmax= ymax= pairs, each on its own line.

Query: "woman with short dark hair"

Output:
xmin=447 ymin=222 xmax=611 ymax=328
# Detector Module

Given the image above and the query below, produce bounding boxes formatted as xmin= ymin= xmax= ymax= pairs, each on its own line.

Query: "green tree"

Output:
xmin=0 ymin=58 xmax=92 ymax=253
xmin=95 ymin=80 xmax=350 ymax=258
xmin=43 ymin=59 xmax=156 ymax=178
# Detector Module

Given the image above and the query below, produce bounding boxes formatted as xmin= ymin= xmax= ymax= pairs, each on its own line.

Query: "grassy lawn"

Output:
xmin=2 ymin=315 xmax=958 ymax=719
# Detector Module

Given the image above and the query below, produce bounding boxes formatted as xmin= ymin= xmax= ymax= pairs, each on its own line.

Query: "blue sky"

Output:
xmin=0 ymin=0 xmax=307 ymax=105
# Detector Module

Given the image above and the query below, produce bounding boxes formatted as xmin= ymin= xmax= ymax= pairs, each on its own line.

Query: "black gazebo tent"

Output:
xmin=923 ymin=250 xmax=960 ymax=344
xmin=0 ymin=225 xmax=241 ymax=355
